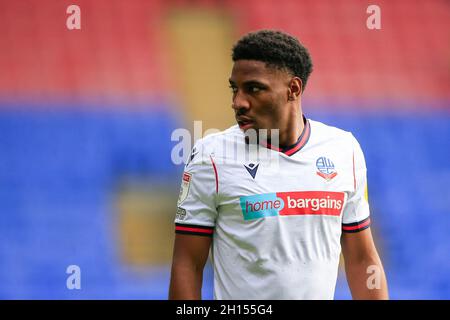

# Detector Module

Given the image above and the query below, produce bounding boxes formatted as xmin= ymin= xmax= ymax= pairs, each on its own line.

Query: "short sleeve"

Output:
xmin=174 ymin=141 xmax=218 ymax=237
xmin=342 ymin=134 xmax=371 ymax=233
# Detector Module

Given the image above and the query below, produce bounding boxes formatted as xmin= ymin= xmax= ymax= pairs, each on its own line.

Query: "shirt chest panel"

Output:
xmin=218 ymin=150 xmax=353 ymax=201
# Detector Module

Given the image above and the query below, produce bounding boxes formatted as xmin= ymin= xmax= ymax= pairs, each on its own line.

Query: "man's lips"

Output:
xmin=236 ymin=118 xmax=254 ymax=129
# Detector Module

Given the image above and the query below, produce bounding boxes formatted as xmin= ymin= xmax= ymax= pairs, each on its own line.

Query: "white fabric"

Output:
xmin=175 ymin=118 xmax=370 ymax=299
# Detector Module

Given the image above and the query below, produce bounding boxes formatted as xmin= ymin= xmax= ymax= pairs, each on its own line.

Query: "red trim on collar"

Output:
xmin=263 ymin=116 xmax=311 ymax=156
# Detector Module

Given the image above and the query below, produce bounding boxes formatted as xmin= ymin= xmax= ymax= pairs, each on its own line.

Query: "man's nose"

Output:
xmin=231 ymin=90 xmax=250 ymax=111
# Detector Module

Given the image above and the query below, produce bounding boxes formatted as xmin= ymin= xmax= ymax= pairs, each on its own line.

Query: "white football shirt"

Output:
xmin=174 ymin=116 xmax=371 ymax=300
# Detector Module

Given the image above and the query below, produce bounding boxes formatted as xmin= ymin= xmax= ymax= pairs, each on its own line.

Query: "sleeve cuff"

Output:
xmin=175 ymin=223 xmax=214 ymax=237
xmin=342 ymin=217 xmax=371 ymax=233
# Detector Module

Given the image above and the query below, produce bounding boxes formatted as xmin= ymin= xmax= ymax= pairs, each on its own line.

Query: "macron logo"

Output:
xmin=244 ymin=163 xmax=259 ymax=179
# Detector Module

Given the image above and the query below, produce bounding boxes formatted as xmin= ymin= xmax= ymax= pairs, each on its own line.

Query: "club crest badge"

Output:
xmin=316 ymin=157 xmax=338 ymax=181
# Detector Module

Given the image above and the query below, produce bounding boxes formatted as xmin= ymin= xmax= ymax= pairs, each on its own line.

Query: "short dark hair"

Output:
xmin=232 ymin=30 xmax=313 ymax=92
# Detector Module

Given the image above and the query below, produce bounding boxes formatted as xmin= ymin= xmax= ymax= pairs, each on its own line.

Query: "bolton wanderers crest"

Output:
xmin=316 ymin=157 xmax=338 ymax=181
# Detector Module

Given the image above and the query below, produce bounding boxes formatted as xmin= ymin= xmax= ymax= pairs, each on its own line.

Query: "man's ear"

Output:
xmin=288 ymin=77 xmax=303 ymax=100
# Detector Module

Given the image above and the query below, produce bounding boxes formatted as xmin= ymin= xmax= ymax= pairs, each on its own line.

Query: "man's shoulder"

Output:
xmin=194 ymin=125 xmax=242 ymax=149
xmin=308 ymin=118 xmax=355 ymax=144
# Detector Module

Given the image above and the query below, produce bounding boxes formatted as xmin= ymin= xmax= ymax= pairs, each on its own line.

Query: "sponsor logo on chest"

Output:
xmin=240 ymin=191 xmax=345 ymax=221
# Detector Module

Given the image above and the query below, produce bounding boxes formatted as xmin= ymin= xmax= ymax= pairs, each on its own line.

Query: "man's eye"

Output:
xmin=249 ymin=86 xmax=261 ymax=93
xmin=229 ymin=85 xmax=237 ymax=94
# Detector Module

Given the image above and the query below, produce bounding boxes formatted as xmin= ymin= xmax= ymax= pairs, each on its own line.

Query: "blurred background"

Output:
xmin=0 ymin=0 xmax=449 ymax=299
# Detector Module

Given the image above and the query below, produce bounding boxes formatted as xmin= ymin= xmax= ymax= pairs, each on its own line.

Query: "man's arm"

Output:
xmin=341 ymin=227 xmax=388 ymax=299
xmin=169 ymin=234 xmax=212 ymax=300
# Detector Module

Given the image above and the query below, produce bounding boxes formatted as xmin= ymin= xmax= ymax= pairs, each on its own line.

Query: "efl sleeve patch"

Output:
xmin=177 ymin=172 xmax=192 ymax=206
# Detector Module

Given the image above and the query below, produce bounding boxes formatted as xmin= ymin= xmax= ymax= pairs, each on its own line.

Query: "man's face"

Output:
xmin=229 ymin=60 xmax=292 ymax=133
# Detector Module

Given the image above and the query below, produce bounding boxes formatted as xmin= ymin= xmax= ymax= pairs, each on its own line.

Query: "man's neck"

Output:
xmin=278 ymin=108 xmax=304 ymax=148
